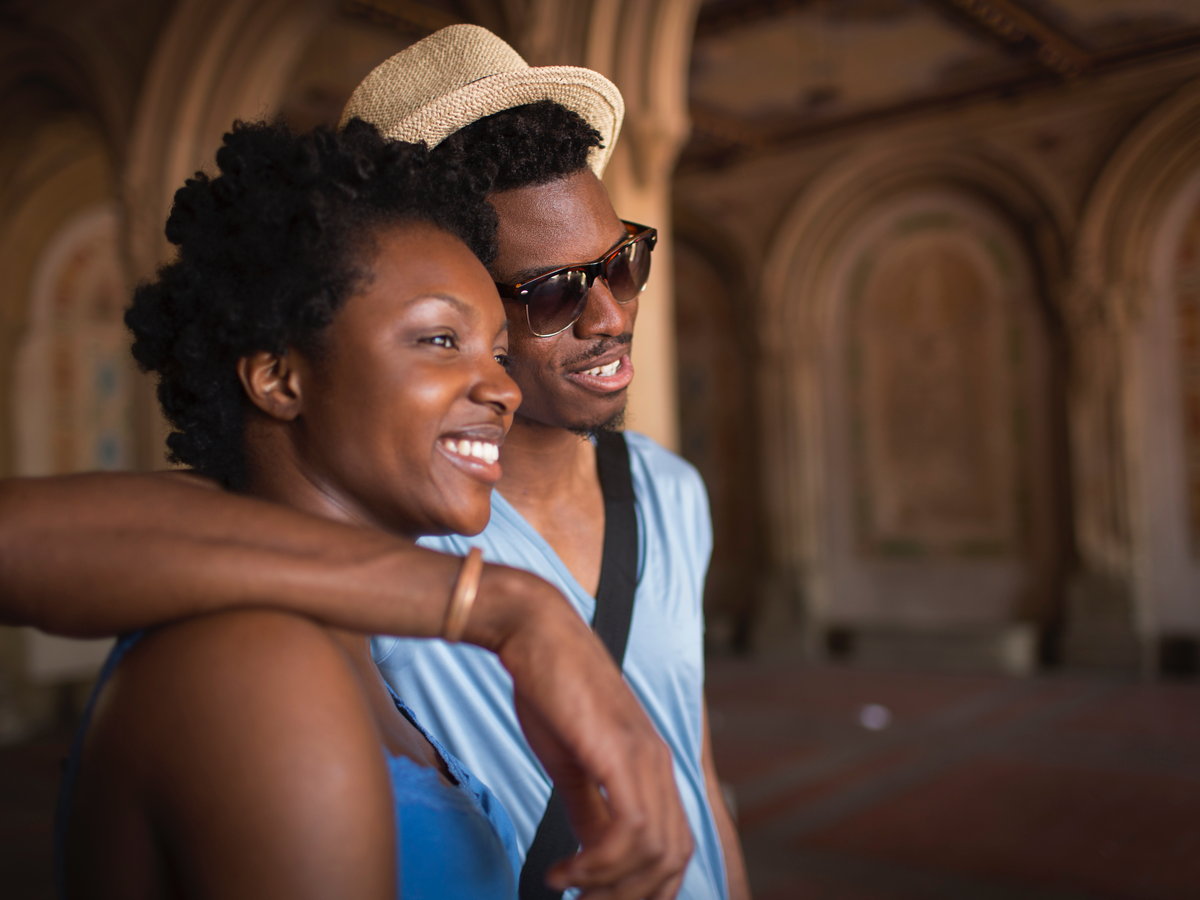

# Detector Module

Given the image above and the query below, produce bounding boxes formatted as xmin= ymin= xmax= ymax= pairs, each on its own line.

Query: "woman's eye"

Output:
xmin=494 ymin=352 xmax=512 ymax=369
xmin=423 ymin=333 xmax=458 ymax=350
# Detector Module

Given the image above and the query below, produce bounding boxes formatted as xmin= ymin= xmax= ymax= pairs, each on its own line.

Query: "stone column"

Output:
xmin=122 ymin=0 xmax=331 ymax=468
xmin=518 ymin=0 xmax=701 ymax=451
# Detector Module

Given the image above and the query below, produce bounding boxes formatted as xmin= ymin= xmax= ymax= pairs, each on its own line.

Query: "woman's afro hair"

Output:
xmin=433 ymin=100 xmax=603 ymax=193
xmin=126 ymin=118 xmax=497 ymax=489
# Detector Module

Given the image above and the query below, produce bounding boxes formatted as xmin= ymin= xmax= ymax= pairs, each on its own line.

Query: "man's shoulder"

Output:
xmin=622 ymin=432 xmax=711 ymax=559
xmin=622 ymin=431 xmax=705 ymax=498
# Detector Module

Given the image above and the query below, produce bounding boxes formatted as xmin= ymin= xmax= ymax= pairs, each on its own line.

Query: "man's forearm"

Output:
xmin=0 ymin=471 xmax=511 ymax=647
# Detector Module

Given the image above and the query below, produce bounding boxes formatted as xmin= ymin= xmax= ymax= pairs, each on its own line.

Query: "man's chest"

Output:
xmin=501 ymin=483 xmax=606 ymax=597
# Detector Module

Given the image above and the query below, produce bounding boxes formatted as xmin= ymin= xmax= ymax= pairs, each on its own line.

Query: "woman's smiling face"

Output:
xmin=271 ymin=221 xmax=520 ymax=539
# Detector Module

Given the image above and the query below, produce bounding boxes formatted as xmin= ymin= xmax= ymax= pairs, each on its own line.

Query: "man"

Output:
xmin=0 ymin=23 xmax=748 ymax=900
xmin=347 ymin=26 xmax=749 ymax=900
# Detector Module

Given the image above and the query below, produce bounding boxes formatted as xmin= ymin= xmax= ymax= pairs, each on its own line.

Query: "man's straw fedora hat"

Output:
xmin=341 ymin=24 xmax=624 ymax=176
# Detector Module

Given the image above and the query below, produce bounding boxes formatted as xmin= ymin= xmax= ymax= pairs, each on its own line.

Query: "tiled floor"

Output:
xmin=3 ymin=661 xmax=1199 ymax=899
xmin=707 ymin=658 xmax=1200 ymax=900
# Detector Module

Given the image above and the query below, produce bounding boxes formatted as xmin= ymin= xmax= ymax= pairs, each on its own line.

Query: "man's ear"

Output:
xmin=237 ymin=350 xmax=304 ymax=421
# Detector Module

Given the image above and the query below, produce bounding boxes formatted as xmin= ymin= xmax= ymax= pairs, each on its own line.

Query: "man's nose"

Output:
xmin=574 ymin=277 xmax=634 ymax=338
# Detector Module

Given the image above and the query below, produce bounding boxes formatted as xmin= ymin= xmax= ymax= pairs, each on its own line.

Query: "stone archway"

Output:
xmin=124 ymin=0 xmax=332 ymax=275
xmin=759 ymin=143 xmax=1072 ymax=663
xmin=0 ymin=111 xmax=125 ymax=729
xmin=518 ymin=0 xmax=702 ymax=450
xmin=122 ymin=0 xmax=337 ymax=471
xmin=1073 ymin=77 xmax=1200 ymax=651
xmin=674 ymin=214 xmax=764 ymax=649
xmin=14 ymin=202 xmax=132 ymax=478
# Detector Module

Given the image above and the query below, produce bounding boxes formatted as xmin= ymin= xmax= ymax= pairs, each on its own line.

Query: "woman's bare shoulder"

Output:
xmin=102 ymin=610 xmax=370 ymax=750
xmin=76 ymin=610 xmax=395 ymax=897
xmin=84 ymin=610 xmax=384 ymax=804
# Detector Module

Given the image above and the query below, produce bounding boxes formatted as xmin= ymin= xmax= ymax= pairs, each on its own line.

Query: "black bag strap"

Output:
xmin=518 ymin=431 xmax=639 ymax=900
xmin=590 ymin=431 xmax=639 ymax=666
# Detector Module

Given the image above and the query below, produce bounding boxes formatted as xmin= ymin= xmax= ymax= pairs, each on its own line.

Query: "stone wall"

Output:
xmin=676 ymin=48 xmax=1200 ymax=670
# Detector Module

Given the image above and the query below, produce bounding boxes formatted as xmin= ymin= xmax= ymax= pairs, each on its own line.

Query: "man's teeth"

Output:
xmin=442 ymin=439 xmax=499 ymax=464
xmin=581 ymin=359 xmax=621 ymax=377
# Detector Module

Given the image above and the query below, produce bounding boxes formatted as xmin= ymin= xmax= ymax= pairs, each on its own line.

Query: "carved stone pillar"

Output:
xmin=123 ymin=0 xmax=332 ymax=468
xmin=1071 ymin=78 xmax=1200 ymax=665
xmin=516 ymin=0 xmax=701 ymax=450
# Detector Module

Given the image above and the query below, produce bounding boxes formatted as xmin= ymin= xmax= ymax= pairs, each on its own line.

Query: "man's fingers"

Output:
xmin=553 ymin=843 xmax=684 ymax=900
xmin=566 ymin=817 xmax=690 ymax=899
xmin=564 ymin=780 xmax=657 ymax=881
xmin=502 ymin=608 xmax=691 ymax=898
xmin=573 ymin=865 xmax=687 ymax=900
xmin=559 ymin=746 xmax=692 ymax=898
xmin=564 ymin=817 xmax=655 ymax=887
xmin=558 ymin=776 xmax=613 ymax=849
xmin=646 ymin=872 xmax=687 ymax=900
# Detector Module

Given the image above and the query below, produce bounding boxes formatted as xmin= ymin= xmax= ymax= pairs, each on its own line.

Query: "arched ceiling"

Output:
xmin=686 ymin=0 xmax=1200 ymax=165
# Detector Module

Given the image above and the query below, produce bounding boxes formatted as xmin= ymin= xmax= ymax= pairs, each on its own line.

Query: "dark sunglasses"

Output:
xmin=494 ymin=220 xmax=658 ymax=337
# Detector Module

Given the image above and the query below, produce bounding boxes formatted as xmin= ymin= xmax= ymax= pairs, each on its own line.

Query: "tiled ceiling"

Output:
xmin=687 ymin=0 xmax=1200 ymax=163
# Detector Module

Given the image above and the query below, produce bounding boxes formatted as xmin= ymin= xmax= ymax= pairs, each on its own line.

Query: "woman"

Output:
xmin=50 ymin=120 xmax=680 ymax=900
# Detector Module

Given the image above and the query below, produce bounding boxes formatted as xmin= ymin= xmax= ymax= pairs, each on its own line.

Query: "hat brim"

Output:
xmin=366 ymin=66 xmax=624 ymax=178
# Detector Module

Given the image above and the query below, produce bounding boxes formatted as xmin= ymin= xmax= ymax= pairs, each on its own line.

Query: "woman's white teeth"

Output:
xmin=581 ymin=359 xmax=621 ymax=377
xmin=444 ymin=439 xmax=499 ymax=464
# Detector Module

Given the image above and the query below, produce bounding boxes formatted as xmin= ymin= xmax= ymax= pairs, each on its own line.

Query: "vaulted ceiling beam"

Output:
xmin=928 ymin=0 xmax=1092 ymax=76
xmin=340 ymin=0 xmax=463 ymax=36
xmin=693 ymin=0 xmax=813 ymax=39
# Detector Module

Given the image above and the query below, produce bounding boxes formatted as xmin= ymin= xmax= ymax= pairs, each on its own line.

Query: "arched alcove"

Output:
xmin=580 ymin=0 xmax=702 ymax=451
xmin=0 ymin=115 xmax=121 ymax=475
xmin=0 ymin=112 xmax=125 ymax=718
xmin=673 ymin=218 xmax=763 ymax=649
xmin=1074 ymin=77 xmax=1200 ymax=644
xmin=15 ymin=203 xmax=132 ymax=477
xmin=1129 ymin=168 xmax=1200 ymax=638
xmin=759 ymin=145 xmax=1071 ymax=660
xmin=124 ymin=0 xmax=335 ymax=295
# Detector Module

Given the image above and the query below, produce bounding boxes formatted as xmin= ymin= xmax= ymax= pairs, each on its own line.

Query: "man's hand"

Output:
xmin=477 ymin=573 xmax=692 ymax=900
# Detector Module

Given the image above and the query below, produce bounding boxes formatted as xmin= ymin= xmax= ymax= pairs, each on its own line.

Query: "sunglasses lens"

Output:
xmin=604 ymin=237 xmax=653 ymax=303
xmin=525 ymin=269 xmax=590 ymax=336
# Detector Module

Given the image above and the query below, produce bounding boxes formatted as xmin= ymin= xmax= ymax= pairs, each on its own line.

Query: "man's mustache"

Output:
xmin=559 ymin=334 xmax=632 ymax=369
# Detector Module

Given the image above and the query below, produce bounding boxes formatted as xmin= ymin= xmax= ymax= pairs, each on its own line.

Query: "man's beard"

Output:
xmin=559 ymin=335 xmax=631 ymax=440
xmin=568 ymin=404 xmax=626 ymax=441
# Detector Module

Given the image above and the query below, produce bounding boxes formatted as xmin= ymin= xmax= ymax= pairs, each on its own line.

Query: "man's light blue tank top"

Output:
xmin=56 ymin=631 xmax=520 ymax=900
xmin=374 ymin=432 xmax=729 ymax=900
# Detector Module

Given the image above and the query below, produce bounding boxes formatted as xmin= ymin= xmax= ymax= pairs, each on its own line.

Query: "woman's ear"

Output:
xmin=237 ymin=351 xmax=304 ymax=421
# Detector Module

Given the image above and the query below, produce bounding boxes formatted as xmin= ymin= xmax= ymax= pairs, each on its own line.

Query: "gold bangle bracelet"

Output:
xmin=442 ymin=547 xmax=484 ymax=643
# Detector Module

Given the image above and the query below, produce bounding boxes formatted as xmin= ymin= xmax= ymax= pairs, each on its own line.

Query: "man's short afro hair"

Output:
xmin=433 ymin=99 xmax=604 ymax=194
xmin=126 ymin=118 xmax=497 ymax=489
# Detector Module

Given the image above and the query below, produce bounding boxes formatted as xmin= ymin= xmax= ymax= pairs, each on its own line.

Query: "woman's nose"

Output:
xmin=473 ymin=358 xmax=522 ymax=416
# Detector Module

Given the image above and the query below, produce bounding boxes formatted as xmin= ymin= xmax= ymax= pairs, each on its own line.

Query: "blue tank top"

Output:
xmin=55 ymin=631 xmax=519 ymax=899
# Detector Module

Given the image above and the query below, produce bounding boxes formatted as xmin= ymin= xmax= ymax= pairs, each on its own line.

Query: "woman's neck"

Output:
xmin=240 ymin=418 xmax=419 ymax=541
